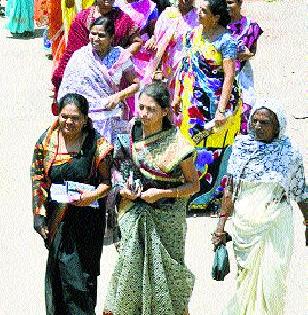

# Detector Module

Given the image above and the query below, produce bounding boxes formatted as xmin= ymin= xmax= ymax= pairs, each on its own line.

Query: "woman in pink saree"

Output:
xmin=57 ymin=16 xmax=139 ymax=143
xmin=114 ymin=0 xmax=159 ymax=79
xmin=143 ymin=0 xmax=199 ymax=96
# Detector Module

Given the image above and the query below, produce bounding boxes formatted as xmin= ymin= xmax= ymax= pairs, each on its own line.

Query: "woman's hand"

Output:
xmin=140 ymin=188 xmax=164 ymax=204
xmin=238 ymin=46 xmax=254 ymax=61
xmin=105 ymin=93 xmax=122 ymax=110
xmin=120 ymin=188 xmax=140 ymax=201
xmin=71 ymin=190 xmax=98 ymax=207
xmin=34 ymin=215 xmax=49 ymax=240
xmin=211 ymin=231 xmax=227 ymax=248
xmin=214 ymin=110 xmax=227 ymax=127
xmin=144 ymin=37 xmax=157 ymax=51
xmin=171 ymin=97 xmax=181 ymax=115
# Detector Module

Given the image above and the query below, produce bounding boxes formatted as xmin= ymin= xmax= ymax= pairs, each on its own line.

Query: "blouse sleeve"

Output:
xmin=31 ymin=131 xmax=49 ymax=217
xmin=289 ymin=155 xmax=306 ymax=202
xmin=220 ymin=34 xmax=238 ymax=60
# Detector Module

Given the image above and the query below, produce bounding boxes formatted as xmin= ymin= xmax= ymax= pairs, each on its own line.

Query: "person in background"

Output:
xmin=57 ymin=16 xmax=139 ymax=143
xmin=31 ymin=93 xmax=113 ymax=314
xmin=144 ymin=0 xmax=199 ymax=99
xmin=226 ymin=0 xmax=263 ymax=134
xmin=102 ymin=82 xmax=200 ymax=315
xmin=5 ymin=0 xmax=34 ymax=38
xmin=152 ymin=0 xmax=170 ymax=14
xmin=0 ymin=1 xmax=5 ymax=16
xmin=52 ymin=0 xmax=142 ymax=100
xmin=212 ymin=98 xmax=307 ymax=315
xmin=114 ymin=0 xmax=159 ymax=79
xmin=174 ymin=0 xmax=241 ymax=212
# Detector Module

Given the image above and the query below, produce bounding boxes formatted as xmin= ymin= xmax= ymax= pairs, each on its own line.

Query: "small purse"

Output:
xmin=211 ymin=244 xmax=230 ymax=281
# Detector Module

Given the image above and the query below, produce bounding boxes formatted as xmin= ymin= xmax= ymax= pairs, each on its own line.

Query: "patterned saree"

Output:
xmin=103 ymin=123 xmax=195 ymax=315
xmin=176 ymin=26 xmax=242 ymax=212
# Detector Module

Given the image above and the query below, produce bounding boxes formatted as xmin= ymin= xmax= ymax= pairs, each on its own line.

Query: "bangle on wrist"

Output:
xmin=176 ymin=188 xmax=179 ymax=198
xmin=214 ymin=231 xmax=226 ymax=237
xmin=218 ymin=108 xmax=225 ymax=114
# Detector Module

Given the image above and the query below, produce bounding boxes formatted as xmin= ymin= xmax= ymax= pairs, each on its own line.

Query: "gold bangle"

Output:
xmin=176 ymin=188 xmax=179 ymax=198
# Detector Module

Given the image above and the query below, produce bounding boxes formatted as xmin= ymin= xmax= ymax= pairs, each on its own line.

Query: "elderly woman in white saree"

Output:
xmin=212 ymin=98 xmax=307 ymax=315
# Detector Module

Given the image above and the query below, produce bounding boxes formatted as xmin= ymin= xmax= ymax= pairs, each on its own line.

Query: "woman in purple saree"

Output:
xmin=58 ymin=16 xmax=139 ymax=143
xmin=52 ymin=0 xmax=142 ymax=96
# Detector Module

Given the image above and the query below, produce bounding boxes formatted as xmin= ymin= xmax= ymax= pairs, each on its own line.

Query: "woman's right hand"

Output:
xmin=144 ymin=37 xmax=157 ymax=51
xmin=105 ymin=93 xmax=122 ymax=110
xmin=211 ymin=231 xmax=226 ymax=248
xmin=120 ymin=188 xmax=140 ymax=201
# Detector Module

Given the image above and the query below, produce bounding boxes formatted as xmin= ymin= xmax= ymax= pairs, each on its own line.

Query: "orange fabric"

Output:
xmin=34 ymin=0 xmax=49 ymax=26
xmin=52 ymin=34 xmax=66 ymax=71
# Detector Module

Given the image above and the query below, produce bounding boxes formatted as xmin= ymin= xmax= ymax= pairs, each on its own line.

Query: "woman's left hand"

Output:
xmin=105 ymin=93 xmax=122 ymax=110
xmin=140 ymin=188 xmax=163 ymax=204
xmin=215 ymin=110 xmax=227 ymax=127
xmin=71 ymin=190 xmax=97 ymax=207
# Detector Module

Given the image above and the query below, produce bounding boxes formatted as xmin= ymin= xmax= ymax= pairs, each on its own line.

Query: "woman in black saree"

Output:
xmin=31 ymin=93 xmax=113 ymax=315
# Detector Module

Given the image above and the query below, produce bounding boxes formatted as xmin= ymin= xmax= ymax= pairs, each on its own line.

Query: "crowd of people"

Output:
xmin=3 ymin=0 xmax=307 ymax=314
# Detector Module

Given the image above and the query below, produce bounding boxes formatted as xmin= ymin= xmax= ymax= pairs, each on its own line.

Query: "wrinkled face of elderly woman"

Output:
xmin=251 ymin=108 xmax=280 ymax=143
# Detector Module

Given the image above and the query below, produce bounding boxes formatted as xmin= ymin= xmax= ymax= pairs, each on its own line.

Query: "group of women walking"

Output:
xmin=26 ymin=0 xmax=307 ymax=314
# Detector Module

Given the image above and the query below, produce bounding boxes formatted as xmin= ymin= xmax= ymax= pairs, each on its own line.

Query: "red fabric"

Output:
xmin=52 ymin=7 xmax=138 ymax=92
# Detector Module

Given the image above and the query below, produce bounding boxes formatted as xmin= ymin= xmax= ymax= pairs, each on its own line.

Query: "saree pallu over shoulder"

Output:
xmin=132 ymin=127 xmax=195 ymax=181
xmin=31 ymin=120 xmax=113 ymax=242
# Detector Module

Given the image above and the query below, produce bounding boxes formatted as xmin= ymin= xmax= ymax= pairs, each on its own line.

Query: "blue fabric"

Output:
xmin=5 ymin=0 xmax=34 ymax=33
xmin=212 ymin=32 xmax=238 ymax=60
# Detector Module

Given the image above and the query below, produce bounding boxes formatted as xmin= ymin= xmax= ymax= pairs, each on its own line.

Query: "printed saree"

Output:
xmin=115 ymin=0 xmax=158 ymax=79
xmin=52 ymin=7 xmax=139 ymax=92
xmin=176 ymin=26 xmax=241 ymax=211
xmin=57 ymin=44 xmax=135 ymax=142
xmin=227 ymin=16 xmax=263 ymax=134
xmin=143 ymin=6 xmax=199 ymax=95
xmin=103 ymin=124 xmax=195 ymax=315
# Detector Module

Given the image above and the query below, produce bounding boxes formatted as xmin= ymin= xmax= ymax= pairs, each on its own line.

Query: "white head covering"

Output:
xmin=248 ymin=97 xmax=287 ymax=140
xmin=227 ymin=98 xmax=305 ymax=202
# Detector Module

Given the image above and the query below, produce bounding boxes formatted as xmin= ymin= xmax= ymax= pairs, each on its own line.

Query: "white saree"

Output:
xmin=223 ymin=181 xmax=294 ymax=315
xmin=223 ymin=98 xmax=306 ymax=315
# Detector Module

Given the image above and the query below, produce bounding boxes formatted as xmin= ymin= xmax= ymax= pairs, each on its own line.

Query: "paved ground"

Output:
xmin=0 ymin=1 xmax=306 ymax=314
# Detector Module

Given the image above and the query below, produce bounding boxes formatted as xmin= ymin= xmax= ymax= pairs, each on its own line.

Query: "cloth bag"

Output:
xmin=211 ymin=244 xmax=230 ymax=281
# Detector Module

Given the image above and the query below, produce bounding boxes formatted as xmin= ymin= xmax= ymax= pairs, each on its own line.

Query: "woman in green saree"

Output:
xmin=102 ymin=82 xmax=200 ymax=315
